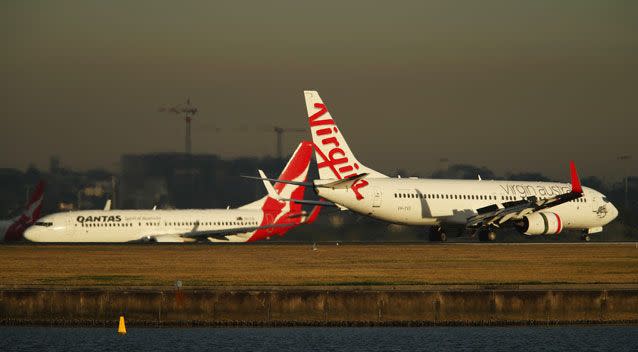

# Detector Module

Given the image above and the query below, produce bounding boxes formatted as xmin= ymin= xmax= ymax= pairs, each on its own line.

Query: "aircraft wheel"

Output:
xmin=428 ymin=226 xmax=446 ymax=242
xmin=581 ymin=234 xmax=591 ymax=242
xmin=487 ymin=231 xmax=497 ymax=241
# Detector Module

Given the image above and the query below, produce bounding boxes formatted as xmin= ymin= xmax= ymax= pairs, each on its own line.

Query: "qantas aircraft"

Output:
xmin=0 ymin=181 xmax=45 ymax=242
xmin=255 ymin=91 xmax=619 ymax=242
xmin=24 ymin=142 xmax=320 ymax=243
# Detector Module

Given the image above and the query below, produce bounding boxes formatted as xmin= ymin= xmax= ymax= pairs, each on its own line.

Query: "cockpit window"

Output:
xmin=602 ymin=197 xmax=609 ymax=203
xmin=35 ymin=221 xmax=53 ymax=227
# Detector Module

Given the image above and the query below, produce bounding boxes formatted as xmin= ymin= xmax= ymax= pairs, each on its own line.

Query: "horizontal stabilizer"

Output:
xmin=320 ymin=173 xmax=369 ymax=189
xmin=242 ymin=174 xmax=314 ymax=187
xmin=278 ymin=198 xmax=337 ymax=207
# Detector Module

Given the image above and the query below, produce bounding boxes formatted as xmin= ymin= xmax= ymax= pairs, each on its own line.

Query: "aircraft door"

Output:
xmin=68 ymin=217 xmax=80 ymax=240
xmin=372 ymin=189 xmax=382 ymax=208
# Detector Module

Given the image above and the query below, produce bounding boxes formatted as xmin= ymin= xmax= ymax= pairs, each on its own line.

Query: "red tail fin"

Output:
xmin=570 ymin=161 xmax=582 ymax=194
xmin=262 ymin=141 xmax=313 ymax=212
xmin=26 ymin=180 xmax=46 ymax=221
xmin=4 ymin=180 xmax=45 ymax=241
xmin=248 ymin=141 xmax=313 ymax=241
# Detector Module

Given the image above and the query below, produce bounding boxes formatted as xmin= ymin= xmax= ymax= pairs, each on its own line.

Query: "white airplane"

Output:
xmin=24 ymin=142 xmax=320 ymax=243
xmin=255 ymin=91 xmax=619 ymax=242
xmin=0 ymin=181 xmax=45 ymax=242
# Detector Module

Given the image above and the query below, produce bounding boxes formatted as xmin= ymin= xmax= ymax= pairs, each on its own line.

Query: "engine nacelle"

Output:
xmin=152 ymin=235 xmax=188 ymax=243
xmin=517 ymin=212 xmax=563 ymax=236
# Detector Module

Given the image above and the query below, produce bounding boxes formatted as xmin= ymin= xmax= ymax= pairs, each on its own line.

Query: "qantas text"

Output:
xmin=77 ymin=215 xmax=122 ymax=223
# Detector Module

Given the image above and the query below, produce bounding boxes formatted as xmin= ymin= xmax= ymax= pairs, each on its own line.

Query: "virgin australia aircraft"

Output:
xmin=24 ymin=142 xmax=320 ymax=243
xmin=253 ymin=91 xmax=618 ymax=242
xmin=0 ymin=181 xmax=45 ymax=242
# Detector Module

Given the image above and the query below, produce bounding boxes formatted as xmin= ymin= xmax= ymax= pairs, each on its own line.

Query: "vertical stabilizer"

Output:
xmin=244 ymin=141 xmax=314 ymax=241
xmin=3 ymin=180 xmax=45 ymax=241
xmin=304 ymin=91 xmax=387 ymax=180
xmin=239 ymin=141 xmax=313 ymax=210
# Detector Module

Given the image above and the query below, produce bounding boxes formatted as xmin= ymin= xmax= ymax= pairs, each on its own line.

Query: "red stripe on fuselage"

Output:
xmin=555 ymin=213 xmax=562 ymax=234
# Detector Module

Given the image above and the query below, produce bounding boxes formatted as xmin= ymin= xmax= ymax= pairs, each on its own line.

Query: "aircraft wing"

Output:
xmin=466 ymin=161 xmax=583 ymax=228
xmin=180 ymin=222 xmax=302 ymax=241
xmin=142 ymin=222 xmax=301 ymax=242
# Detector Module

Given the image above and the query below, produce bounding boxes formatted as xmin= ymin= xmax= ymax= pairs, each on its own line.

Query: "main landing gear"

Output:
xmin=477 ymin=228 xmax=497 ymax=242
xmin=428 ymin=226 xmax=447 ymax=242
xmin=580 ymin=234 xmax=591 ymax=242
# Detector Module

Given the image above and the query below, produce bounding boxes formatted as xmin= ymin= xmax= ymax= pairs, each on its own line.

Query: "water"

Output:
xmin=1 ymin=326 xmax=636 ymax=352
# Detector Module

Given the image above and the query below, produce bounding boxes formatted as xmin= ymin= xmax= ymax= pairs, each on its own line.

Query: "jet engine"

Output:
xmin=517 ymin=212 xmax=563 ymax=235
xmin=146 ymin=235 xmax=189 ymax=243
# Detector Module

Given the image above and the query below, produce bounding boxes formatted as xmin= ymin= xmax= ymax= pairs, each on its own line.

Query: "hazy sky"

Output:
xmin=2 ymin=0 xmax=637 ymax=181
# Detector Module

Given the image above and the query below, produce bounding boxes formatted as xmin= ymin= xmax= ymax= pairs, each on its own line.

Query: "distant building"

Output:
xmin=118 ymin=153 xmax=285 ymax=210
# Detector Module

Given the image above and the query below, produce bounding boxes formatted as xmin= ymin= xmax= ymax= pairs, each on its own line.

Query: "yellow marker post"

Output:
xmin=118 ymin=315 xmax=127 ymax=335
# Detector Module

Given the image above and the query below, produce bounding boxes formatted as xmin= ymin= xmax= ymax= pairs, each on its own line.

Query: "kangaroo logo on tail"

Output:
xmin=304 ymin=91 xmax=387 ymax=200
xmin=4 ymin=180 xmax=45 ymax=241
xmin=248 ymin=141 xmax=313 ymax=241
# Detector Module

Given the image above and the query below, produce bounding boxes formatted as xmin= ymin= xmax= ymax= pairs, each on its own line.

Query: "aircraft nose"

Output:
xmin=609 ymin=203 xmax=619 ymax=221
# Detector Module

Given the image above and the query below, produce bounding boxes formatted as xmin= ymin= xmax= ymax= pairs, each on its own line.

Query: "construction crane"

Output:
xmin=273 ymin=126 xmax=306 ymax=159
xmin=159 ymin=99 xmax=198 ymax=154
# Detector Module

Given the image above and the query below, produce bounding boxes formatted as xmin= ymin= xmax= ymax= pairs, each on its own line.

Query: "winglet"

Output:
xmin=305 ymin=205 xmax=322 ymax=224
xmin=570 ymin=160 xmax=583 ymax=194
xmin=258 ymin=169 xmax=281 ymax=200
